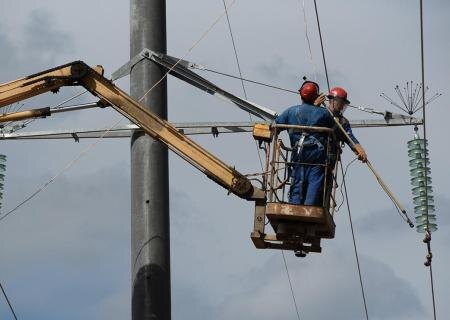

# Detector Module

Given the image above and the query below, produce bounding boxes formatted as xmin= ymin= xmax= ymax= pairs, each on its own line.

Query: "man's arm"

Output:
xmin=275 ymin=107 xmax=291 ymax=124
xmin=341 ymin=117 xmax=367 ymax=162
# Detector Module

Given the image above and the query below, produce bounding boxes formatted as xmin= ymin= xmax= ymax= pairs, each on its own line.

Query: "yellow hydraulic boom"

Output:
xmin=0 ymin=61 xmax=265 ymax=201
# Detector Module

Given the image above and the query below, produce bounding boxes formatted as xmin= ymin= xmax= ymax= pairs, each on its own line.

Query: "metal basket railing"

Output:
xmin=262 ymin=124 xmax=337 ymax=209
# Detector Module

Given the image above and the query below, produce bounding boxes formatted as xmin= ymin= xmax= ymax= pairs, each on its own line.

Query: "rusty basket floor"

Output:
xmin=265 ymin=202 xmax=335 ymax=239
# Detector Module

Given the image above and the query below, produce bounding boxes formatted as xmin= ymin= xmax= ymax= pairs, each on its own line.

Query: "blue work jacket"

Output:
xmin=334 ymin=112 xmax=360 ymax=145
xmin=275 ymin=102 xmax=335 ymax=147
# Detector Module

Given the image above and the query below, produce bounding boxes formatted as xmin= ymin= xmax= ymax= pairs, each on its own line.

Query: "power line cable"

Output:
xmin=419 ymin=0 xmax=437 ymax=318
xmin=281 ymin=250 xmax=301 ymax=320
xmin=299 ymin=0 xmax=319 ymax=81
xmin=335 ymin=157 xmax=357 ymax=212
xmin=313 ymin=0 xmax=330 ymax=91
xmin=0 ymin=280 xmax=18 ymax=320
xmin=340 ymin=161 xmax=369 ymax=320
xmin=221 ymin=0 xmax=265 ymax=172
xmin=198 ymin=67 xmax=298 ymax=94
xmin=222 ymin=0 xmax=247 ymax=99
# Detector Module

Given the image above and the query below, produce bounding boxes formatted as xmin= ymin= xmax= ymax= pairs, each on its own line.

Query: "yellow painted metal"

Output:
xmin=252 ymin=123 xmax=272 ymax=142
xmin=0 ymin=62 xmax=79 ymax=108
xmin=0 ymin=108 xmax=50 ymax=123
xmin=0 ymin=61 xmax=265 ymax=201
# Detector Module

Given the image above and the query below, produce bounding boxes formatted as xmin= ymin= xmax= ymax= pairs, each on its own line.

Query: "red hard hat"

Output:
xmin=328 ymin=87 xmax=350 ymax=104
xmin=298 ymin=81 xmax=319 ymax=103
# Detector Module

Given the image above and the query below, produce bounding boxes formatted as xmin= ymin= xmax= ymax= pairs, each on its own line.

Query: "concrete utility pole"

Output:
xmin=130 ymin=1 xmax=170 ymax=320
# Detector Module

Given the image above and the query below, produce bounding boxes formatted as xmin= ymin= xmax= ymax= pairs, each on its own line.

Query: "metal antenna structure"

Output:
xmin=381 ymin=82 xmax=440 ymax=237
xmin=380 ymin=81 xmax=441 ymax=116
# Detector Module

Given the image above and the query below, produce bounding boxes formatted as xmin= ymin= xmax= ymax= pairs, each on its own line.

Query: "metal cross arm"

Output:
xmin=348 ymin=104 xmax=423 ymax=127
xmin=0 ymin=122 xmax=259 ymax=140
xmin=111 ymin=48 xmax=278 ymax=121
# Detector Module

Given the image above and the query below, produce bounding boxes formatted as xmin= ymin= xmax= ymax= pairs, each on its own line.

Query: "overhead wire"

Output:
xmin=196 ymin=66 xmax=399 ymax=119
xmin=0 ymin=280 xmax=18 ymax=320
xmin=0 ymin=1 xmax=237 ymax=223
xmin=281 ymin=250 xmax=302 ymax=320
xmin=312 ymin=1 xmax=372 ymax=318
xmin=313 ymin=0 xmax=330 ymax=91
xmin=221 ymin=0 xmax=247 ymax=99
xmin=340 ymin=161 xmax=369 ymax=320
xmin=267 ymin=1 xmax=336 ymax=317
xmin=221 ymin=3 xmax=300 ymax=318
xmin=299 ymin=0 xmax=319 ymax=82
xmin=419 ymin=0 xmax=437 ymax=318
xmin=138 ymin=0 xmax=237 ymax=103
xmin=197 ymin=67 xmax=299 ymax=94
xmin=336 ymin=156 xmax=357 ymax=212
xmin=221 ymin=0 xmax=264 ymax=171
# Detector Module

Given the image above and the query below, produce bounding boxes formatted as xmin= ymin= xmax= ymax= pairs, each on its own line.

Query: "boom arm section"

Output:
xmin=0 ymin=61 xmax=265 ymax=201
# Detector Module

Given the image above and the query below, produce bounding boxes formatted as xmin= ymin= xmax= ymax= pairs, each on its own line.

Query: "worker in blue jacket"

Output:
xmin=276 ymin=83 xmax=367 ymax=206
xmin=275 ymin=81 xmax=334 ymax=206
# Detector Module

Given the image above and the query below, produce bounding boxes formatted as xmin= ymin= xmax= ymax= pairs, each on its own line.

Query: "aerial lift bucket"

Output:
xmin=251 ymin=123 xmax=337 ymax=256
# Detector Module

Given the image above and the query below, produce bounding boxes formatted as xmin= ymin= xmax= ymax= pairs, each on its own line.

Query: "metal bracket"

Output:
xmin=111 ymin=49 xmax=153 ymax=81
xmin=71 ymin=132 xmax=80 ymax=143
xmin=111 ymin=48 xmax=278 ymax=121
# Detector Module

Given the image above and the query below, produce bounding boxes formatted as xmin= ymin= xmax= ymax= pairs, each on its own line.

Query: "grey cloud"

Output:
xmin=0 ymin=9 xmax=74 ymax=82
xmin=363 ymin=255 xmax=426 ymax=319
xmin=216 ymin=251 xmax=424 ymax=320
xmin=23 ymin=10 xmax=74 ymax=66
xmin=255 ymin=55 xmax=300 ymax=83
xmin=172 ymin=279 xmax=215 ymax=320
xmin=356 ymin=194 xmax=450 ymax=236
xmin=0 ymin=28 xmax=16 ymax=77
xmin=0 ymin=162 xmax=131 ymax=320
xmin=254 ymin=55 xmax=352 ymax=93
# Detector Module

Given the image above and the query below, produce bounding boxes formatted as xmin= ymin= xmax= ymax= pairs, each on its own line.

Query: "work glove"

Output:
xmin=314 ymin=93 xmax=326 ymax=106
xmin=354 ymin=144 xmax=368 ymax=163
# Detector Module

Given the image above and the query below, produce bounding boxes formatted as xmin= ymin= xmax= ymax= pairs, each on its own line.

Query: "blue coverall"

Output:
xmin=334 ymin=112 xmax=360 ymax=145
xmin=275 ymin=103 xmax=335 ymax=206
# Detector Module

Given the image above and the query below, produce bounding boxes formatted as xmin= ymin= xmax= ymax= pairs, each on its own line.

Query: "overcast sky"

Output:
xmin=0 ymin=1 xmax=449 ymax=319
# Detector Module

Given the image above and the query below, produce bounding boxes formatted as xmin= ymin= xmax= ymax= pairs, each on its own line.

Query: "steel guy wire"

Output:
xmin=281 ymin=250 xmax=301 ymax=320
xmin=419 ymin=0 xmax=437 ymax=318
xmin=0 ymin=280 xmax=18 ymax=320
xmin=340 ymin=161 xmax=369 ymax=320
xmin=221 ymin=0 xmax=264 ymax=172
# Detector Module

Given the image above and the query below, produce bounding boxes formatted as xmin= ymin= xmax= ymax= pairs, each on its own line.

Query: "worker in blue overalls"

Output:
xmin=276 ymin=81 xmax=334 ymax=206
xmin=276 ymin=83 xmax=367 ymax=206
